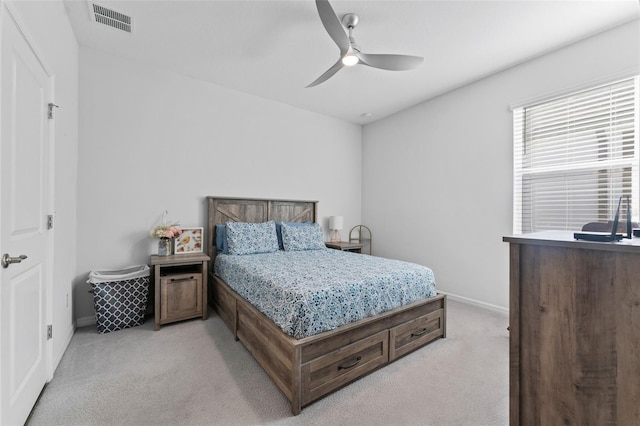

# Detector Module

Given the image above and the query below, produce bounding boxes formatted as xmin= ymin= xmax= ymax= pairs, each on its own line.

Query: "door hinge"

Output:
xmin=47 ymin=103 xmax=59 ymax=119
xmin=47 ymin=215 xmax=53 ymax=230
xmin=47 ymin=325 xmax=52 ymax=340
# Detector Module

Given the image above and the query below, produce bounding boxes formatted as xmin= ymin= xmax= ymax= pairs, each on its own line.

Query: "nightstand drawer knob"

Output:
xmin=170 ymin=276 xmax=194 ymax=283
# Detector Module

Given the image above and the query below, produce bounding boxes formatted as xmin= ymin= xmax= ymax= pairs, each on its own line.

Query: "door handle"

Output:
xmin=1 ymin=254 xmax=27 ymax=269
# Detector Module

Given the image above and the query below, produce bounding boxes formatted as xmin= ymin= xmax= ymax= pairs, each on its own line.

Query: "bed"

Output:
xmin=206 ymin=197 xmax=446 ymax=415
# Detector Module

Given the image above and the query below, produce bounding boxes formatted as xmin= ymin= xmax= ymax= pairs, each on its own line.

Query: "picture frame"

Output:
xmin=174 ymin=227 xmax=203 ymax=254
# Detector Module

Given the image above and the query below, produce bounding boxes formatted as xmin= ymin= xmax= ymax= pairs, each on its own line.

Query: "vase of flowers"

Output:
xmin=157 ymin=238 xmax=172 ymax=256
xmin=150 ymin=224 xmax=182 ymax=256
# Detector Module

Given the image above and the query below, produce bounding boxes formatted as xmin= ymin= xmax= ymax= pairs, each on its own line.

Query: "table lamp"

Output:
xmin=329 ymin=216 xmax=343 ymax=242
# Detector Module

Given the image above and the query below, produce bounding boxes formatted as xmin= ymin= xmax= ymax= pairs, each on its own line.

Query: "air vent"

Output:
xmin=88 ymin=2 xmax=132 ymax=33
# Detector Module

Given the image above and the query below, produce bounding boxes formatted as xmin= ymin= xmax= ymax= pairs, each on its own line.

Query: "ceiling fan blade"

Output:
xmin=306 ymin=59 xmax=344 ymax=88
xmin=357 ymin=53 xmax=424 ymax=71
xmin=315 ymin=0 xmax=350 ymax=55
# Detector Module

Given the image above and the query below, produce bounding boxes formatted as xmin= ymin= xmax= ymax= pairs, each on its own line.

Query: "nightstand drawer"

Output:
xmin=160 ymin=273 xmax=202 ymax=322
xmin=389 ymin=309 xmax=444 ymax=361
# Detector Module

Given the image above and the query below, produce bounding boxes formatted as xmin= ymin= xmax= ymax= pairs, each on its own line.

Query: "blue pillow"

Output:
xmin=215 ymin=224 xmax=228 ymax=254
xmin=275 ymin=221 xmax=312 ymax=250
xmin=281 ymin=222 xmax=326 ymax=251
xmin=226 ymin=221 xmax=279 ymax=255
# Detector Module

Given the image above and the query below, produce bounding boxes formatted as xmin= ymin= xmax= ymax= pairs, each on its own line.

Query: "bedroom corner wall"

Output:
xmin=75 ymin=48 xmax=362 ymax=324
xmin=361 ymin=20 xmax=640 ymax=310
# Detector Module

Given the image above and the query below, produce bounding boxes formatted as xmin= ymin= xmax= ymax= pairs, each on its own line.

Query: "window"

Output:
xmin=513 ymin=76 xmax=639 ymax=234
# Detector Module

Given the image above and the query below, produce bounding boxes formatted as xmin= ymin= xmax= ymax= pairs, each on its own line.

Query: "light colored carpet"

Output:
xmin=27 ymin=300 xmax=509 ymax=425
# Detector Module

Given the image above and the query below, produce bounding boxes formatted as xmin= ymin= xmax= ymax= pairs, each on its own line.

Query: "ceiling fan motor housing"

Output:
xmin=341 ymin=13 xmax=359 ymax=29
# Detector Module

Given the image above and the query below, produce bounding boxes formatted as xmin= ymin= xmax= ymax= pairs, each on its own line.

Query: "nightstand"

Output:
xmin=325 ymin=241 xmax=363 ymax=253
xmin=150 ymin=252 xmax=210 ymax=330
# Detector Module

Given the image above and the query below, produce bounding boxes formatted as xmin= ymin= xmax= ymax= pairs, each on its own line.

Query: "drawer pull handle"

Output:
xmin=170 ymin=276 xmax=194 ymax=283
xmin=411 ymin=328 xmax=428 ymax=337
xmin=338 ymin=356 xmax=362 ymax=370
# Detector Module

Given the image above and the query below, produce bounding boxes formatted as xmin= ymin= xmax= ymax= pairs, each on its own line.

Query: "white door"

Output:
xmin=0 ymin=5 xmax=52 ymax=425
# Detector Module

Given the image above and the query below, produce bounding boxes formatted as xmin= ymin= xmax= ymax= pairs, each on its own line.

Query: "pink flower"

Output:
xmin=150 ymin=224 xmax=183 ymax=239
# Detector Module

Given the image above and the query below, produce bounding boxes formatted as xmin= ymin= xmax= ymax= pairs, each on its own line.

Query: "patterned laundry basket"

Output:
xmin=88 ymin=265 xmax=150 ymax=334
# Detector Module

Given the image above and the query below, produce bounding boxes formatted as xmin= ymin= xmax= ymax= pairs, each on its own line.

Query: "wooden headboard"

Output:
xmin=206 ymin=196 xmax=318 ymax=265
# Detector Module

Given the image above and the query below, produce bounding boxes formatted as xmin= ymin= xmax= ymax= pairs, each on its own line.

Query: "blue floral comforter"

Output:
xmin=214 ymin=249 xmax=437 ymax=339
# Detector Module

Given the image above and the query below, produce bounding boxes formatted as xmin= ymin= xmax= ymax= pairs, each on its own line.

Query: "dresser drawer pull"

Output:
xmin=338 ymin=356 xmax=362 ymax=371
xmin=170 ymin=276 xmax=194 ymax=283
xmin=411 ymin=328 xmax=428 ymax=337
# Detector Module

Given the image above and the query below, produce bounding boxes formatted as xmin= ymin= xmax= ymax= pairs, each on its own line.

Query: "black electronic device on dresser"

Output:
xmin=574 ymin=195 xmax=632 ymax=242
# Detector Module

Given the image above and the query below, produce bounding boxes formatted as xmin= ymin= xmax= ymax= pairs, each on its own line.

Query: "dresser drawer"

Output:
xmin=303 ymin=330 xmax=388 ymax=405
xmin=389 ymin=309 xmax=444 ymax=361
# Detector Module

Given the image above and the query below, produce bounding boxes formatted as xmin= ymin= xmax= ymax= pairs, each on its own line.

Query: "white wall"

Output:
xmin=75 ymin=48 xmax=362 ymax=322
xmin=362 ymin=20 xmax=640 ymax=310
xmin=4 ymin=0 xmax=79 ymax=369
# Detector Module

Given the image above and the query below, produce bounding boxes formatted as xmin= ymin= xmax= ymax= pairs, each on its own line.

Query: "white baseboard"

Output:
xmin=439 ymin=291 xmax=509 ymax=314
xmin=76 ymin=315 xmax=96 ymax=327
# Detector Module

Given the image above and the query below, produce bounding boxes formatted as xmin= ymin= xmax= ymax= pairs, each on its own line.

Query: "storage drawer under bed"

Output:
xmin=389 ymin=309 xmax=444 ymax=361
xmin=301 ymin=330 xmax=388 ymax=405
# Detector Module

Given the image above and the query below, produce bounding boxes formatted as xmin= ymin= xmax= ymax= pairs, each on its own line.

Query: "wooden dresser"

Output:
xmin=503 ymin=231 xmax=640 ymax=426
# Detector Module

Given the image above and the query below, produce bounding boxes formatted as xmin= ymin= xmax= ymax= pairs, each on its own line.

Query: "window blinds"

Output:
xmin=513 ymin=76 xmax=639 ymax=234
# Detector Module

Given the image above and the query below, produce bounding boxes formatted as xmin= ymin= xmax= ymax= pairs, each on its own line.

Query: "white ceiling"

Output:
xmin=63 ymin=0 xmax=640 ymax=124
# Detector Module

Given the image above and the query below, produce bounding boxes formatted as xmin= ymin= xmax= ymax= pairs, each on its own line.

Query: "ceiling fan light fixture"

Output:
xmin=342 ymin=54 xmax=358 ymax=66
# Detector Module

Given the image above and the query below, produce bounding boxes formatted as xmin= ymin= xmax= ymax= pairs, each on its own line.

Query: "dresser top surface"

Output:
xmin=504 ymin=230 xmax=640 ymax=253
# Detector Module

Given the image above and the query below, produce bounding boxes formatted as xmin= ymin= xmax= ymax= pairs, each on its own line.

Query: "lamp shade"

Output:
xmin=329 ymin=216 xmax=343 ymax=230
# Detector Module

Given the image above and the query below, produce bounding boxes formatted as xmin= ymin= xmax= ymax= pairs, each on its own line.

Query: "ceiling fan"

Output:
xmin=307 ymin=0 xmax=424 ymax=88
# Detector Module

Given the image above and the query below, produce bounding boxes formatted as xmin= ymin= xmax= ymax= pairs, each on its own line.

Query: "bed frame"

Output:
xmin=206 ymin=196 xmax=446 ymax=415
